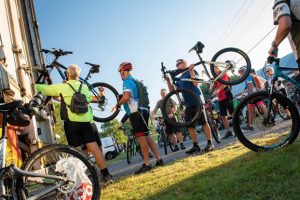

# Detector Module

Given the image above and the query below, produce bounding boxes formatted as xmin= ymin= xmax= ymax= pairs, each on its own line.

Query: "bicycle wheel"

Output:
xmin=90 ymin=82 xmax=120 ymax=122
xmin=206 ymin=110 xmax=221 ymax=143
xmin=210 ymin=47 xmax=251 ymax=85
xmin=15 ymin=144 xmax=100 ymax=200
xmin=160 ymin=127 xmax=168 ymax=155
xmin=126 ymin=137 xmax=135 ymax=164
xmin=232 ymin=91 xmax=300 ymax=152
xmin=276 ymin=101 xmax=288 ymax=120
xmin=161 ymin=88 xmax=201 ymax=127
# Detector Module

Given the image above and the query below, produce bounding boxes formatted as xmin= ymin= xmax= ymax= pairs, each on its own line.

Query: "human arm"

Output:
xmin=189 ymin=64 xmax=200 ymax=87
xmin=269 ymin=3 xmax=292 ymax=56
xmin=36 ymin=84 xmax=62 ymax=97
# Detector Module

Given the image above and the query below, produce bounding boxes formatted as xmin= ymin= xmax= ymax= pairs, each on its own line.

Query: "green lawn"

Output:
xmin=101 ymin=139 xmax=300 ymax=200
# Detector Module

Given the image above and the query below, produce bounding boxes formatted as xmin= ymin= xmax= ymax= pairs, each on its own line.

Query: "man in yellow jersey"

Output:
xmin=36 ymin=64 xmax=113 ymax=185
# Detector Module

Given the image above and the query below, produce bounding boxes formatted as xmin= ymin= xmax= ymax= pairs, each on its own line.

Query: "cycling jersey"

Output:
xmin=122 ymin=75 xmax=139 ymax=115
xmin=153 ymin=98 xmax=176 ymax=115
xmin=273 ymin=0 xmax=300 ymax=59
xmin=176 ymin=70 xmax=202 ymax=108
xmin=36 ymin=80 xmax=93 ymax=122
xmin=244 ymin=76 xmax=258 ymax=96
xmin=214 ymin=73 xmax=231 ymax=101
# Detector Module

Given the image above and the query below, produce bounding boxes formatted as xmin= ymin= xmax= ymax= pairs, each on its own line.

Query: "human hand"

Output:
xmin=268 ymin=46 xmax=278 ymax=58
xmin=189 ymin=64 xmax=195 ymax=71
xmin=111 ymin=104 xmax=120 ymax=113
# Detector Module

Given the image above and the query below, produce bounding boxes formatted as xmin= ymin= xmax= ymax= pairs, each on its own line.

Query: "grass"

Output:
xmin=101 ymin=139 xmax=300 ymax=200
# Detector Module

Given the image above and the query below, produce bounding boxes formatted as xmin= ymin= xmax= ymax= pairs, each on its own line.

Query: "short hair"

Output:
xmin=160 ymin=88 xmax=167 ymax=92
xmin=250 ymin=69 xmax=256 ymax=74
xmin=67 ymin=64 xmax=81 ymax=80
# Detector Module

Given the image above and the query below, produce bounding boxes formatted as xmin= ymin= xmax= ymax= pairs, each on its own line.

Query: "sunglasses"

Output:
xmin=176 ymin=62 xmax=183 ymax=67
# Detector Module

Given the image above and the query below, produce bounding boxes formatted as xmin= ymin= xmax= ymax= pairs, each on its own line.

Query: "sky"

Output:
xmin=34 ymin=0 xmax=293 ymax=118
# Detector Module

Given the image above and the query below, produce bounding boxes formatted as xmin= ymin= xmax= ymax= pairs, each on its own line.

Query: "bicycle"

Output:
xmin=125 ymin=130 xmax=142 ymax=164
xmin=0 ymin=96 xmax=100 ymax=199
xmin=205 ymin=110 xmax=221 ymax=143
xmin=155 ymin=117 xmax=177 ymax=155
xmin=160 ymin=41 xmax=251 ymax=127
xmin=36 ymin=48 xmax=120 ymax=122
xmin=232 ymin=57 xmax=300 ymax=152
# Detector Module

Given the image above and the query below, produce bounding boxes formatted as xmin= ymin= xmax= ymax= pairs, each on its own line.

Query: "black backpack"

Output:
xmin=132 ymin=79 xmax=150 ymax=109
xmin=67 ymin=82 xmax=88 ymax=114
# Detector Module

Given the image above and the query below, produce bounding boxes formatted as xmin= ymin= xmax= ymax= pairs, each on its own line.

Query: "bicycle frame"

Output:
xmin=0 ymin=111 xmax=73 ymax=199
xmin=36 ymin=59 xmax=101 ymax=100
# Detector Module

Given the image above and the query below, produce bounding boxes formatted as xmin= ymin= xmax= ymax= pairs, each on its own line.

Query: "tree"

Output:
xmin=100 ymin=119 xmax=127 ymax=144
xmin=52 ymin=103 xmax=68 ymax=144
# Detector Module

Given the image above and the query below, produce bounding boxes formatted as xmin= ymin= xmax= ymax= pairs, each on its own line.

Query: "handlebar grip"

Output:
xmin=41 ymin=49 xmax=50 ymax=54
xmin=64 ymin=51 xmax=73 ymax=54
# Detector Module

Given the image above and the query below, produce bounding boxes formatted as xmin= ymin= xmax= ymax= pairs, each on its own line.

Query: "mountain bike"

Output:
xmin=155 ymin=117 xmax=177 ymax=155
xmin=205 ymin=110 xmax=221 ymax=143
xmin=160 ymin=41 xmax=251 ymax=127
xmin=232 ymin=57 xmax=300 ymax=152
xmin=36 ymin=48 xmax=120 ymax=122
xmin=0 ymin=97 xmax=100 ymax=199
xmin=126 ymin=131 xmax=141 ymax=164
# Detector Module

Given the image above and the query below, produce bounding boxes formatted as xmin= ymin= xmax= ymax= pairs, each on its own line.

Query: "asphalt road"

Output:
xmin=108 ymin=129 xmax=239 ymax=179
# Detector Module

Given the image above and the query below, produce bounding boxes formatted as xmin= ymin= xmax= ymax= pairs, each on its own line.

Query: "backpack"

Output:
xmin=67 ymin=82 xmax=89 ymax=114
xmin=133 ymin=79 xmax=150 ymax=109
xmin=287 ymin=0 xmax=300 ymax=22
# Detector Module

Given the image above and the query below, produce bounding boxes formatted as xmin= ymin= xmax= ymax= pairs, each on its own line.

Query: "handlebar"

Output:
xmin=41 ymin=48 xmax=73 ymax=58
xmin=161 ymin=61 xmax=202 ymax=79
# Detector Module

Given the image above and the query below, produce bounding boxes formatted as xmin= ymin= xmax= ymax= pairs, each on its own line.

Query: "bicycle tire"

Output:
xmin=90 ymin=82 xmax=120 ymax=122
xmin=206 ymin=110 xmax=221 ymax=143
xmin=161 ymin=88 xmax=201 ymax=127
xmin=210 ymin=47 xmax=251 ymax=85
xmin=232 ymin=91 xmax=300 ymax=152
xmin=168 ymin=136 xmax=176 ymax=152
xmin=14 ymin=144 xmax=100 ymax=200
xmin=160 ymin=127 xmax=168 ymax=155
xmin=276 ymin=102 xmax=288 ymax=120
xmin=126 ymin=138 xmax=134 ymax=164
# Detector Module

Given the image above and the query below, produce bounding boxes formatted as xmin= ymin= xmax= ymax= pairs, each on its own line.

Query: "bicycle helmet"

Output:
xmin=118 ymin=62 xmax=133 ymax=72
xmin=238 ymin=66 xmax=247 ymax=73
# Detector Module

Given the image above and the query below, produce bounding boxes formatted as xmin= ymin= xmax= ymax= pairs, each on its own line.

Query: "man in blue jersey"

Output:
xmin=165 ymin=59 xmax=214 ymax=154
xmin=113 ymin=62 xmax=163 ymax=174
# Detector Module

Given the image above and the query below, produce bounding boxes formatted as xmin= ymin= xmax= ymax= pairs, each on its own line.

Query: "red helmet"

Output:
xmin=118 ymin=62 xmax=132 ymax=72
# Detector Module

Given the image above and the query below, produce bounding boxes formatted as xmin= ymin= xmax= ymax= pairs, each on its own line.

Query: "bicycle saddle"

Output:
xmin=85 ymin=62 xmax=100 ymax=68
xmin=189 ymin=41 xmax=205 ymax=54
xmin=0 ymin=100 xmax=23 ymax=112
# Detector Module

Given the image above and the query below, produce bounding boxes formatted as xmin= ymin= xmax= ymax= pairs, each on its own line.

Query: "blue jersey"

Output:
xmin=122 ymin=75 xmax=139 ymax=115
xmin=176 ymin=70 xmax=201 ymax=108
xmin=245 ymin=75 xmax=257 ymax=96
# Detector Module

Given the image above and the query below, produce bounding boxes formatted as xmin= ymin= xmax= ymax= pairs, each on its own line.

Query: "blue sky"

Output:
xmin=34 ymin=0 xmax=292 ymax=116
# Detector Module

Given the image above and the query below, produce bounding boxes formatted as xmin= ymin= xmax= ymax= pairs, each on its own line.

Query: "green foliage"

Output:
xmin=52 ymin=103 xmax=68 ymax=144
xmin=200 ymin=84 xmax=211 ymax=101
xmin=100 ymin=119 xmax=127 ymax=144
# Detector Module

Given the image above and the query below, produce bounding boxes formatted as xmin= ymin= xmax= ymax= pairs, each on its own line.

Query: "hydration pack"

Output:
xmin=133 ymin=79 xmax=150 ymax=109
xmin=67 ymin=82 xmax=88 ymax=114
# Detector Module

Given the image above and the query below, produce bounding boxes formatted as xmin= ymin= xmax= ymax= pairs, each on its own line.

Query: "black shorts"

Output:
xmin=219 ymin=98 xmax=234 ymax=116
xmin=129 ymin=109 xmax=150 ymax=137
xmin=64 ymin=121 xmax=101 ymax=147
xmin=185 ymin=106 xmax=207 ymax=128
xmin=165 ymin=119 xmax=180 ymax=135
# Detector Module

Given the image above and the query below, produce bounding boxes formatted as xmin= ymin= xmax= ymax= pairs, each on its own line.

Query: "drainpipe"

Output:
xmin=5 ymin=0 xmax=28 ymax=97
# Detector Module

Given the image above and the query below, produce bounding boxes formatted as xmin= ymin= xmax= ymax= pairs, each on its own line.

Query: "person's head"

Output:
xmin=238 ymin=66 xmax=247 ymax=76
xmin=176 ymin=59 xmax=187 ymax=69
xmin=266 ymin=66 xmax=274 ymax=76
xmin=214 ymin=65 xmax=220 ymax=74
xmin=67 ymin=64 xmax=81 ymax=80
xmin=160 ymin=88 xmax=167 ymax=98
xmin=118 ymin=62 xmax=133 ymax=80
xmin=250 ymin=69 xmax=256 ymax=75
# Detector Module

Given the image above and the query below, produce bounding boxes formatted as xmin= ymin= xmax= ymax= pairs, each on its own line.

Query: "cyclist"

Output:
xmin=113 ymin=62 xmax=163 ymax=174
xmin=269 ymin=0 xmax=300 ymax=70
xmin=165 ymin=59 xmax=214 ymax=154
xmin=151 ymin=88 xmax=186 ymax=151
xmin=213 ymin=65 xmax=234 ymax=139
xmin=36 ymin=64 xmax=113 ymax=185
xmin=238 ymin=66 xmax=267 ymax=131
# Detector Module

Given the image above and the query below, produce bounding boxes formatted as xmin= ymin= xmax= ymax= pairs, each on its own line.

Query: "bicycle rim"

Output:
xmin=232 ymin=91 xmax=299 ymax=152
xmin=16 ymin=144 xmax=100 ymax=200
xmin=90 ymin=82 xmax=120 ymax=122
xmin=161 ymin=89 xmax=201 ymax=127
xmin=210 ymin=47 xmax=251 ymax=85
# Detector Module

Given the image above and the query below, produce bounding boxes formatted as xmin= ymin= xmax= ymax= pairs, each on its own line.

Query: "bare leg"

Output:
xmin=145 ymin=135 xmax=161 ymax=161
xmin=187 ymin=127 xmax=198 ymax=143
xmin=203 ymin=123 xmax=212 ymax=140
xmin=221 ymin=115 xmax=230 ymax=132
xmin=136 ymin=136 xmax=150 ymax=165
xmin=86 ymin=142 xmax=107 ymax=169
xmin=176 ymin=132 xmax=184 ymax=143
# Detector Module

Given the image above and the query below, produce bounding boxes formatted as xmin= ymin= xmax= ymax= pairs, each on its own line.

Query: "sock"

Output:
xmin=193 ymin=142 xmax=199 ymax=147
xmin=207 ymin=140 xmax=212 ymax=145
xmin=180 ymin=143 xmax=184 ymax=146
xmin=101 ymin=168 xmax=110 ymax=176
